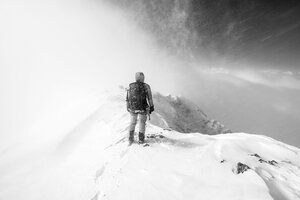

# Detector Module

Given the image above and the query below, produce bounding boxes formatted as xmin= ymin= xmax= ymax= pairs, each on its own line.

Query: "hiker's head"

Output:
xmin=135 ymin=72 xmax=145 ymax=82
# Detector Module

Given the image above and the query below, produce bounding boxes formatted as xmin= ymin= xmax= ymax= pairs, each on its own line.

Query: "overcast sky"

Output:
xmin=108 ymin=0 xmax=300 ymax=71
xmin=188 ymin=0 xmax=300 ymax=71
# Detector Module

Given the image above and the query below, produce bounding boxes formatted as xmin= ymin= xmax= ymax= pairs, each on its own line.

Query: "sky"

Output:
xmin=108 ymin=0 xmax=300 ymax=70
xmin=183 ymin=0 xmax=300 ymax=147
xmin=0 ymin=0 xmax=300 ymax=148
xmin=188 ymin=0 xmax=300 ymax=70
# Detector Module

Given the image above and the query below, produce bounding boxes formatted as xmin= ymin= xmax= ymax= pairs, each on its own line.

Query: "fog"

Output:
xmin=1 ymin=0 xmax=300 ymax=148
xmin=0 ymin=0 xmax=185 ymax=147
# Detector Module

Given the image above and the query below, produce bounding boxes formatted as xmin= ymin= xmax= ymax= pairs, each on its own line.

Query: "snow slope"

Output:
xmin=96 ymin=130 xmax=300 ymax=200
xmin=0 ymin=87 xmax=300 ymax=200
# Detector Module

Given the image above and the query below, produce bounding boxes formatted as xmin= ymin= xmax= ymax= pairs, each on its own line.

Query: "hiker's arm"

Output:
xmin=126 ymin=89 xmax=129 ymax=102
xmin=145 ymin=84 xmax=154 ymax=107
xmin=126 ymin=89 xmax=130 ymax=112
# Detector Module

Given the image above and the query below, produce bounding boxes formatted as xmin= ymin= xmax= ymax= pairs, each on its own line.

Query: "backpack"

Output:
xmin=127 ymin=82 xmax=148 ymax=111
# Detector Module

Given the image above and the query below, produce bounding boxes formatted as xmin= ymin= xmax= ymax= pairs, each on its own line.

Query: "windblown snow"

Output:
xmin=0 ymin=87 xmax=300 ymax=200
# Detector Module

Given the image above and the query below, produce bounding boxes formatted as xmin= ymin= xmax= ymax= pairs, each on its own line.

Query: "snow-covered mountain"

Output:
xmin=151 ymin=92 xmax=231 ymax=134
xmin=0 ymin=87 xmax=299 ymax=200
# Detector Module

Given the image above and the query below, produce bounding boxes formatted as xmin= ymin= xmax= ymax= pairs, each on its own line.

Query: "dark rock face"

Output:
xmin=258 ymin=159 xmax=278 ymax=166
xmin=150 ymin=92 xmax=231 ymax=135
xmin=268 ymin=160 xmax=278 ymax=165
xmin=250 ymin=153 xmax=261 ymax=158
xmin=250 ymin=153 xmax=278 ymax=166
xmin=236 ymin=162 xmax=250 ymax=174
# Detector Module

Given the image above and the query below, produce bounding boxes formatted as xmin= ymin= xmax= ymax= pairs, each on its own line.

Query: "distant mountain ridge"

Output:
xmin=151 ymin=92 xmax=231 ymax=134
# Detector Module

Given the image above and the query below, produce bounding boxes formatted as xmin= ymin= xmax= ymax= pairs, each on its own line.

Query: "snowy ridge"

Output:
xmin=0 ymin=87 xmax=299 ymax=200
xmin=89 ymin=88 xmax=300 ymax=200
xmin=95 ymin=128 xmax=300 ymax=200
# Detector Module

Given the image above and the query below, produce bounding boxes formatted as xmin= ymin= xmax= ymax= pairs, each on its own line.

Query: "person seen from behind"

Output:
xmin=126 ymin=72 xmax=154 ymax=145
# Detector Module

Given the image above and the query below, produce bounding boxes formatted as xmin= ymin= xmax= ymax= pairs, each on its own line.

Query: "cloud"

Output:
xmin=236 ymin=70 xmax=300 ymax=90
xmin=199 ymin=67 xmax=300 ymax=90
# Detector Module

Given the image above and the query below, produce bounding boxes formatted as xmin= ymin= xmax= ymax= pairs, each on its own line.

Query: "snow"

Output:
xmin=0 ymin=87 xmax=300 ymax=200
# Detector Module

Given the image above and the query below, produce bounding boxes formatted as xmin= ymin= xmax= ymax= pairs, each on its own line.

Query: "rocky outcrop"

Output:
xmin=236 ymin=162 xmax=250 ymax=174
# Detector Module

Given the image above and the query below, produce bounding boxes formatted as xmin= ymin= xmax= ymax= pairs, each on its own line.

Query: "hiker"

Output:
xmin=126 ymin=72 xmax=154 ymax=144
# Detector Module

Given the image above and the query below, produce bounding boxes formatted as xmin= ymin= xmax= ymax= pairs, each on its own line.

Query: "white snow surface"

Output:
xmin=0 ymin=87 xmax=300 ymax=200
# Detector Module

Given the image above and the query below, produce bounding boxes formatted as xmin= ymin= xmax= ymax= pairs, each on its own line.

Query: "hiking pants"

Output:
xmin=129 ymin=113 xmax=147 ymax=133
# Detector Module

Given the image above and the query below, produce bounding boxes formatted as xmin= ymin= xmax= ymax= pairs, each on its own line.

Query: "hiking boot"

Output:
xmin=129 ymin=131 xmax=134 ymax=145
xmin=138 ymin=132 xmax=145 ymax=144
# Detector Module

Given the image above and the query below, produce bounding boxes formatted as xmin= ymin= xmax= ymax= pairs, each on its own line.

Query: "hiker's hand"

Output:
xmin=149 ymin=106 xmax=154 ymax=114
xmin=127 ymin=102 xmax=131 ymax=112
